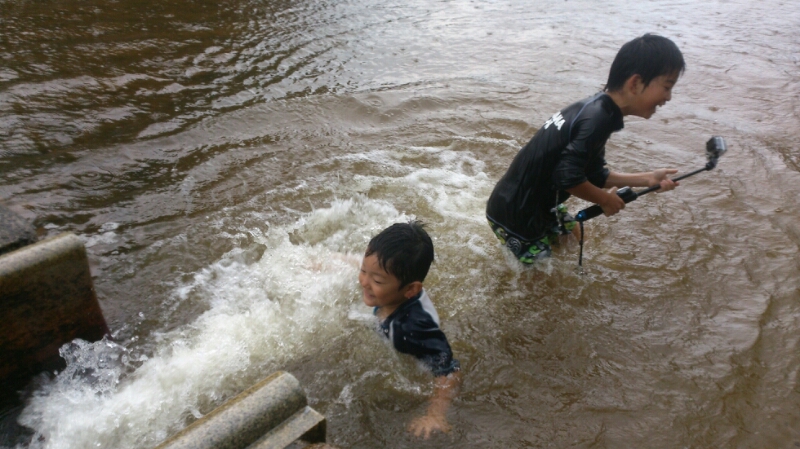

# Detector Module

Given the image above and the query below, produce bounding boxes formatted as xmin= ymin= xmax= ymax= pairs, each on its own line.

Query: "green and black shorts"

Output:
xmin=487 ymin=204 xmax=576 ymax=264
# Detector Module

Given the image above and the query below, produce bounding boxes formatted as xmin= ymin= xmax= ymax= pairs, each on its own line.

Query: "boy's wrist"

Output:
xmin=601 ymin=190 xmax=618 ymax=205
xmin=426 ymin=402 xmax=448 ymax=417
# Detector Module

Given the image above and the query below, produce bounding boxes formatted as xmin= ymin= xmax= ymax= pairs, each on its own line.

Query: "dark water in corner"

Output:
xmin=1 ymin=0 xmax=799 ymax=448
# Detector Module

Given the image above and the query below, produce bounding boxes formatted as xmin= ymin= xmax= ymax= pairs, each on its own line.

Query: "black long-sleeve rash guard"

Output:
xmin=486 ymin=92 xmax=624 ymax=242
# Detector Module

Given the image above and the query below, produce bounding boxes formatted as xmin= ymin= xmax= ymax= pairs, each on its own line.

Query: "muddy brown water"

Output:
xmin=1 ymin=0 xmax=799 ymax=448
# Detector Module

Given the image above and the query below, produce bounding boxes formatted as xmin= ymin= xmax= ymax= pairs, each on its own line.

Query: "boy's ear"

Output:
xmin=625 ymin=74 xmax=645 ymax=94
xmin=402 ymin=281 xmax=423 ymax=299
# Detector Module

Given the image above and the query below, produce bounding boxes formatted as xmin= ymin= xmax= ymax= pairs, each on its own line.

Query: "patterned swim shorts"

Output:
xmin=488 ymin=204 xmax=576 ymax=264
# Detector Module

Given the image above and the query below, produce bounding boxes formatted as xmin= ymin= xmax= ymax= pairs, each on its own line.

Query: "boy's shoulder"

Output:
xmin=542 ymin=93 xmax=620 ymax=130
xmin=387 ymin=289 xmax=442 ymax=329
xmin=558 ymin=93 xmax=624 ymax=132
xmin=565 ymin=93 xmax=620 ymax=117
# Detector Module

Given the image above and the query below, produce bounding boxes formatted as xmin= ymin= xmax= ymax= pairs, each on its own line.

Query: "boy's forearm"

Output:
xmin=604 ymin=171 xmax=653 ymax=188
xmin=427 ymin=371 xmax=462 ymax=416
xmin=566 ymin=181 xmax=613 ymax=204
xmin=408 ymin=371 xmax=462 ymax=438
xmin=567 ymin=180 xmax=626 ymax=216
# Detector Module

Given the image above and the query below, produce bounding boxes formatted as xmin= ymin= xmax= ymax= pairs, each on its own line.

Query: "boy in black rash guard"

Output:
xmin=358 ymin=220 xmax=461 ymax=439
xmin=486 ymin=33 xmax=685 ymax=263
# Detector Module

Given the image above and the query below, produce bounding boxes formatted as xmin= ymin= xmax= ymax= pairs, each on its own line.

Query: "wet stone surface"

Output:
xmin=0 ymin=205 xmax=36 ymax=257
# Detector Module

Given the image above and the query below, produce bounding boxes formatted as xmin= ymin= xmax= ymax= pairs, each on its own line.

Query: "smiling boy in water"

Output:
xmin=486 ymin=33 xmax=685 ymax=263
xmin=358 ymin=220 xmax=461 ymax=439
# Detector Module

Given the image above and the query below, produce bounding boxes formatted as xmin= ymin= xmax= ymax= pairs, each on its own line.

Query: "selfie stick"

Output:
xmin=574 ymin=136 xmax=727 ymax=267
xmin=574 ymin=136 xmax=727 ymax=223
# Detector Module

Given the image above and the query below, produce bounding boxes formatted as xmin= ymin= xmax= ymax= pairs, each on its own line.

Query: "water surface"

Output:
xmin=1 ymin=0 xmax=799 ymax=448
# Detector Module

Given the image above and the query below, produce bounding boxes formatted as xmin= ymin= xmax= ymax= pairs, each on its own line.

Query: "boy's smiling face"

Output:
xmin=359 ymin=253 xmax=417 ymax=312
xmin=630 ymin=72 xmax=679 ymax=119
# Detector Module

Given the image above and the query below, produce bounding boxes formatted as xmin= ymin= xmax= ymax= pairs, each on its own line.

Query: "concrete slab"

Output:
xmin=155 ymin=371 xmax=326 ymax=449
xmin=0 ymin=232 xmax=108 ymax=405
xmin=0 ymin=204 xmax=37 ymax=257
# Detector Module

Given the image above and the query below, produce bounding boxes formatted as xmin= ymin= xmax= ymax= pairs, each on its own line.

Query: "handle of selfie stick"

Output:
xmin=575 ymin=205 xmax=601 ymax=222
xmin=575 ymin=187 xmax=638 ymax=222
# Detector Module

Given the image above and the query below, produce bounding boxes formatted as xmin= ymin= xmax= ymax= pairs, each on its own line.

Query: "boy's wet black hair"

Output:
xmin=604 ymin=33 xmax=685 ymax=92
xmin=365 ymin=220 xmax=434 ymax=289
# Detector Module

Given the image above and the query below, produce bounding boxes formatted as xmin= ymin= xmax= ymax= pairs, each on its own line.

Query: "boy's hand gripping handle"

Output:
xmin=575 ymin=187 xmax=638 ymax=222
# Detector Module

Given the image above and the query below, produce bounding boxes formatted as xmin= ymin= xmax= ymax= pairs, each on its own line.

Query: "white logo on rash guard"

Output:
xmin=543 ymin=112 xmax=565 ymax=130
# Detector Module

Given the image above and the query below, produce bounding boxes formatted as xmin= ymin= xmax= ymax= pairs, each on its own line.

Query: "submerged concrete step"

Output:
xmin=0 ymin=232 xmax=108 ymax=406
xmin=0 ymin=204 xmax=36 ymax=257
xmin=154 ymin=371 xmax=327 ymax=449
xmin=246 ymin=406 xmax=325 ymax=449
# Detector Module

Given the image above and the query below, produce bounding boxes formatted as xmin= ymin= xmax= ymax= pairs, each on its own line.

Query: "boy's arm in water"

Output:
xmin=407 ymin=370 xmax=463 ymax=439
